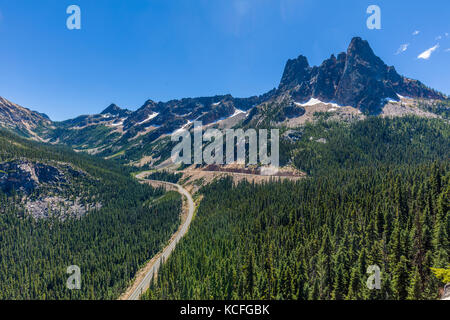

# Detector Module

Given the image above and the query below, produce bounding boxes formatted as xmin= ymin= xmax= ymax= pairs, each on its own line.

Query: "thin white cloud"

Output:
xmin=436 ymin=35 xmax=442 ymax=40
xmin=418 ymin=44 xmax=440 ymax=60
xmin=234 ymin=0 xmax=251 ymax=16
xmin=445 ymin=48 xmax=450 ymax=52
xmin=221 ymin=0 xmax=254 ymax=37
xmin=412 ymin=30 xmax=420 ymax=36
xmin=279 ymin=0 xmax=309 ymax=22
xmin=395 ymin=43 xmax=409 ymax=55
xmin=446 ymin=33 xmax=449 ymax=37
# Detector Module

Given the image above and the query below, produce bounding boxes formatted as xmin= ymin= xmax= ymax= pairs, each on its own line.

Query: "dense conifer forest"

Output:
xmin=143 ymin=171 xmax=183 ymax=183
xmin=145 ymin=163 xmax=449 ymax=300
xmin=290 ymin=116 xmax=449 ymax=174
xmin=145 ymin=116 xmax=449 ymax=300
xmin=0 ymin=130 xmax=182 ymax=299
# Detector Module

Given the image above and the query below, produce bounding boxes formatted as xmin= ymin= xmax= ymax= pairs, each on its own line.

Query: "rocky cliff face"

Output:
xmin=0 ymin=160 xmax=80 ymax=194
xmin=278 ymin=37 xmax=445 ymax=114
xmin=100 ymin=104 xmax=132 ymax=118
xmin=0 ymin=159 xmax=99 ymax=219
xmin=0 ymin=97 xmax=51 ymax=138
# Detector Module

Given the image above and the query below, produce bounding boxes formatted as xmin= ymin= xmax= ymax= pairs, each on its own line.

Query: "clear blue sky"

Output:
xmin=0 ymin=0 xmax=449 ymax=120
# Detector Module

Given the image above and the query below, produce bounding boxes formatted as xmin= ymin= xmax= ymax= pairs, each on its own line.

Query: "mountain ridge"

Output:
xmin=0 ymin=37 xmax=447 ymax=165
xmin=276 ymin=37 xmax=445 ymax=114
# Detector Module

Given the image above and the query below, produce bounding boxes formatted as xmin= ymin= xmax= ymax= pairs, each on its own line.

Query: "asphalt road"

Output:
xmin=126 ymin=178 xmax=195 ymax=300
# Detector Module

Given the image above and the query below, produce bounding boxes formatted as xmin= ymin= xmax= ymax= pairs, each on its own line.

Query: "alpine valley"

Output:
xmin=0 ymin=37 xmax=449 ymax=300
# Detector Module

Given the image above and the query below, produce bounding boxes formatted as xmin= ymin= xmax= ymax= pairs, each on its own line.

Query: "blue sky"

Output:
xmin=0 ymin=0 xmax=449 ymax=120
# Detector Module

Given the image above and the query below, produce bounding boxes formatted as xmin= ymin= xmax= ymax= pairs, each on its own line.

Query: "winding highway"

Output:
xmin=121 ymin=174 xmax=195 ymax=300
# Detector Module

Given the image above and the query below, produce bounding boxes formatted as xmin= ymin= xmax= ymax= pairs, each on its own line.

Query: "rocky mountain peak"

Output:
xmin=100 ymin=104 xmax=132 ymax=119
xmin=276 ymin=37 xmax=446 ymax=114
xmin=279 ymin=55 xmax=311 ymax=91
xmin=101 ymin=104 xmax=122 ymax=115
xmin=347 ymin=37 xmax=377 ymax=60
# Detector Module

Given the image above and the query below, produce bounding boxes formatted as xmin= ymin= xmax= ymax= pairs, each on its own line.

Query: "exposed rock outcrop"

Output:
xmin=0 ymin=159 xmax=99 ymax=219
xmin=278 ymin=37 xmax=445 ymax=115
xmin=0 ymin=97 xmax=51 ymax=138
xmin=0 ymin=160 xmax=66 ymax=194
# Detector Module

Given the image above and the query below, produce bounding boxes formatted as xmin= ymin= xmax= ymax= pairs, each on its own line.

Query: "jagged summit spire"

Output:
xmin=278 ymin=55 xmax=311 ymax=91
xmin=276 ymin=37 xmax=445 ymax=114
xmin=347 ymin=37 xmax=371 ymax=52
xmin=101 ymin=104 xmax=123 ymax=115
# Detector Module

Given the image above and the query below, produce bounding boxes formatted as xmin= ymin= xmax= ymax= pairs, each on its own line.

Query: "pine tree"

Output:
xmin=243 ymin=251 xmax=255 ymax=299
xmin=331 ymin=264 xmax=346 ymax=300
xmin=407 ymin=266 xmax=422 ymax=300
xmin=392 ymin=256 xmax=410 ymax=300
xmin=432 ymin=187 xmax=449 ymax=267
xmin=317 ymin=229 xmax=333 ymax=299
xmin=346 ymin=267 xmax=361 ymax=300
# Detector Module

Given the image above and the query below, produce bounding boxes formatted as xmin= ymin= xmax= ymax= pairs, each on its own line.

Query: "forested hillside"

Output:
xmin=0 ymin=130 xmax=182 ymax=299
xmin=143 ymin=171 xmax=183 ymax=183
xmin=145 ymin=163 xmax=449 ymax=300
xmin=145 ymin=116 xmax=449 ymax=300
xmin=287 ymin=116 xmax=449 ymax=174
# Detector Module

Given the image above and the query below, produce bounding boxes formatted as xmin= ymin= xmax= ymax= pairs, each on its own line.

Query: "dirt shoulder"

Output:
xmin=179 ymin=167 xmax=306 ymax=194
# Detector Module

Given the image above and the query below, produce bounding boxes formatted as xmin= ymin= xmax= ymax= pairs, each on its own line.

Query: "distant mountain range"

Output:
xmin=0 ymin=37 xmax=447 ymax=165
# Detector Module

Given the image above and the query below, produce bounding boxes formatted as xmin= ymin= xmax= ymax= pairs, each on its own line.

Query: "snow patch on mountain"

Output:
xmin=231 ymin=108 xmax=246 ymax=117
xmin=138 ymin=112 xmax=159 ymax=125
xmin=295 ymin=98 xmax=346 ymax=108
xmin=173 ymin=120 xmax=193 ymax=135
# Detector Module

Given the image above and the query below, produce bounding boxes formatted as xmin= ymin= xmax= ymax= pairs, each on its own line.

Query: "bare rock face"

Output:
xmin=123 ymin=94 xmax=266 ymax=133
xmin=283 ymin=103 xmax=306 ymax=119
xmin=100 ymin=103 xmax=132 ymax=118
xmin=0 ymin=97 xmax=51 ymax=138
xmin=334 ymin=37 xmax=398 ymax=114
xmin=279 ymin=55 xmax=312 ymax=92
xmin=25 ymin=196 xmax=102 ymax=220
xmin=312 ymin=53 xmax=347 ymax=102
xmin=0 ymin=160 xmax=99 ymax=219
xmin=0 ymin=160 xmax=89 ymax=194
xmin=0 ymin=160 xmax=66 ymax=194
xmin=277 ymin=37 xmax=446 ymax=115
